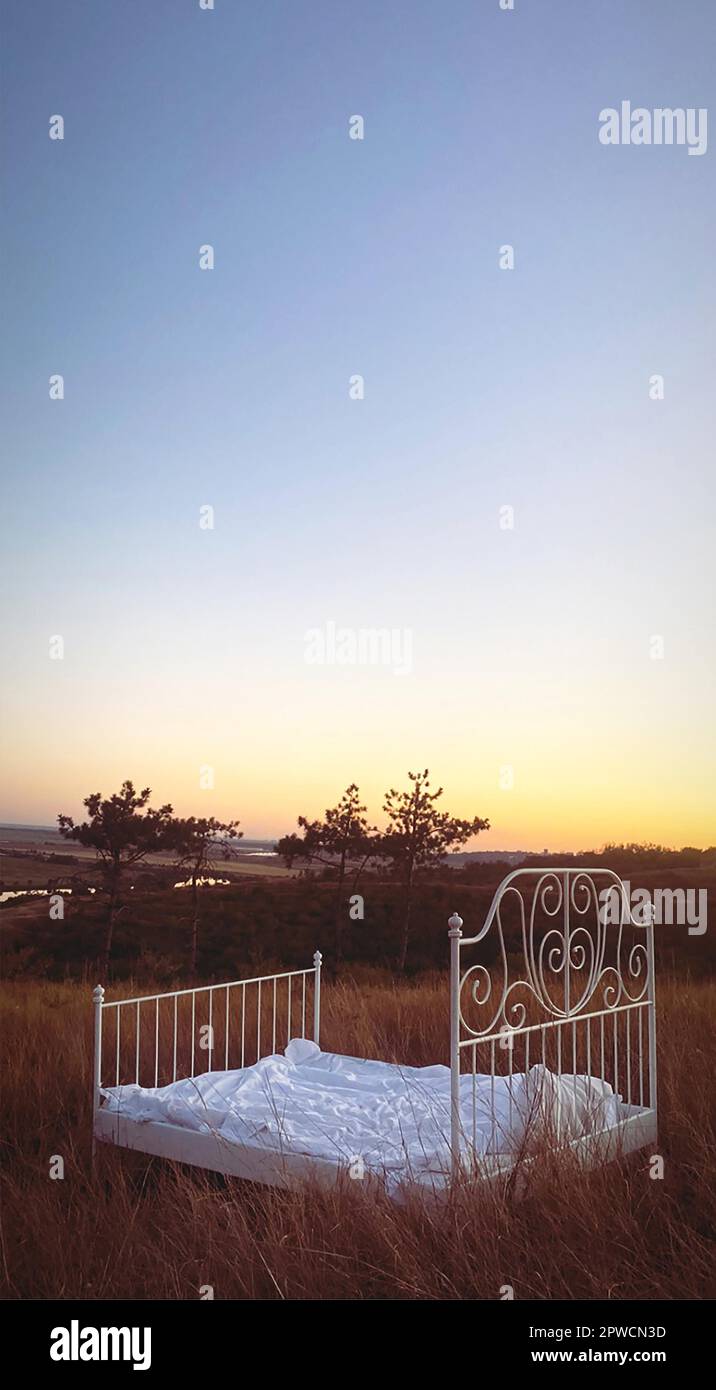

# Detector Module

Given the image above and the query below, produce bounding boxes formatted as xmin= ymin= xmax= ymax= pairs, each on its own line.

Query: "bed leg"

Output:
xmin=92 ymin=984 xmax=104 ymax=1169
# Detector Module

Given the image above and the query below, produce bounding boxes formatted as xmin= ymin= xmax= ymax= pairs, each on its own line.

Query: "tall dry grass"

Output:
xmin=1 ymin=974 xmax=714 ymax=1300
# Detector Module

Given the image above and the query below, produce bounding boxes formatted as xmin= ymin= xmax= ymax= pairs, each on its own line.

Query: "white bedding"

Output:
xmin=100 ymin=1040 xmax=626 ymax=1190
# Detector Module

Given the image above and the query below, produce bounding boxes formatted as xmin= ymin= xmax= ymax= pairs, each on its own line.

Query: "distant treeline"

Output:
xmin=495 ymin=844 xmax=716 ymax=871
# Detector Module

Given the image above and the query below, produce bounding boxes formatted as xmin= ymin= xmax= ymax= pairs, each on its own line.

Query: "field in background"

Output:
xmin=2 ymin=824 xmax=713 ymax=983
xmin=0 ymin=824 xmax=293 ymax=891
xmin=2 ymin=871 xmax=714 ymax=983
xmin=1 ymin=972 xmax=714 ymax=1301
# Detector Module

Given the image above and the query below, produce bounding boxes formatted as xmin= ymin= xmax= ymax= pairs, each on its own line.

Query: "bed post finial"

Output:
xmin=448 ymin=913 xmax=463 ymax=1179
xmin=91 ymin=984 xmax=105 ymax=1168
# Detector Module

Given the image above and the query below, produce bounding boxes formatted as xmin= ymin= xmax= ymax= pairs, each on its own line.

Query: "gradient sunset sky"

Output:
xmin=1 ymin=1 xmax=714 ymax=850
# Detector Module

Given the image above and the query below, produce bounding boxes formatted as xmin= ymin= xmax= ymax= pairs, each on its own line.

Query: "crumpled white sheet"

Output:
xmin=101 ymin=1039 xmax=625 ymax=1188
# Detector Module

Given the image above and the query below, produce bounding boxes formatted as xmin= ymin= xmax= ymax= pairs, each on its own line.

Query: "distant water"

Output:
xmin=1 ymin=874 xmax=270 ymax=904
xmin=174 ymin=877 xmax=231 ymax=889
xmin=0 ymin=886 xmax=78 ymax=903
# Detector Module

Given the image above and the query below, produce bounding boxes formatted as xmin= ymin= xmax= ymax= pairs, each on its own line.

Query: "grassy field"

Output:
xmin=1 ymin=972 xmax=714 ymax=1301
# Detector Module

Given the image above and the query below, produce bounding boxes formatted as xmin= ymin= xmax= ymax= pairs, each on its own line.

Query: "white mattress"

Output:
xmin=100 ymin=1039 xmax=626 ymax=1191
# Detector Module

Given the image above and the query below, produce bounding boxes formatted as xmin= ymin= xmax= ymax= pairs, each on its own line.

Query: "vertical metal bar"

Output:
xmin=115 ymin=1005 xmax=121 ymax=1086
xmin=241 ymin=983 xmax=246 ymax=1068
xmin=646 ymin=910 xmax=658 ymax=1113
xmin=638 ymin=1005 xmax=644 ymax=1107
xmin=191 ymin=991 xmax=196 ymax=1078
xmin=507 ymin=1028 xmax=514 ymax=1138
xmin=448 ymin=913 xmax=463 ymax=1177
xmin=257 ymin=980 xmax=262 ymax=1061
xmin=135 ymin=1000 xmax=140 ymax=1084
xmin=172 ymin=995 xmax=178 ymax=1082
xmin=563 ymin=871 xmax=570 ymax=1017
xmin=600 ymin=1013 xmax=605 ymax=1087
xmin=287 ymin=976 xmax=292 ymax=1045
xmin=613 ymin=1009 xmax=619 ymax=1097
xmin=626 ymin=1008 xmax=632 ymax=1105
xmin=208 ymin=989 xmax=213 ymax=1072
xmin=301 ymin=974 xmax=306 ymax=1038
xmin=313 ymin=951 xmax=322 ymax=1046
xmin=272 ymin=978 xmax=277 ymax=1055
xmin=471 ymin=1044 xmax=476 ymax=1150
xmin=490 ymin=1038 xmax=496 ymax=1153
xmin=91 ymin=985 xmax=104 ymax=1163
xmin=225 ymin=985 xmax=230 ymax=1070
xmin=154 ymin=997 xmax=159 ymax=1087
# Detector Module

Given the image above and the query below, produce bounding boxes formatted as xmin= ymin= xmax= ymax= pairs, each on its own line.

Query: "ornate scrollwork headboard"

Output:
xmin=455 ymin=868 xmax=653 ymax=1043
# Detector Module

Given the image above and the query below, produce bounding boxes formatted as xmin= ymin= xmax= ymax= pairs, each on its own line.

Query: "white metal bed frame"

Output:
xmin=92 ymin=867 xmax=657 ymax=1187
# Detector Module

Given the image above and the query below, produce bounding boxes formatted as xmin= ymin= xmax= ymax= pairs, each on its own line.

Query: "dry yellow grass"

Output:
xmin=1 ymin=974 xmax=714 ymax=1300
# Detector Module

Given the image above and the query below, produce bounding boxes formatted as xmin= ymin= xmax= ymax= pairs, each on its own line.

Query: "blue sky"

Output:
xmin=1 ymin=0 xmax=714 ymax=846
